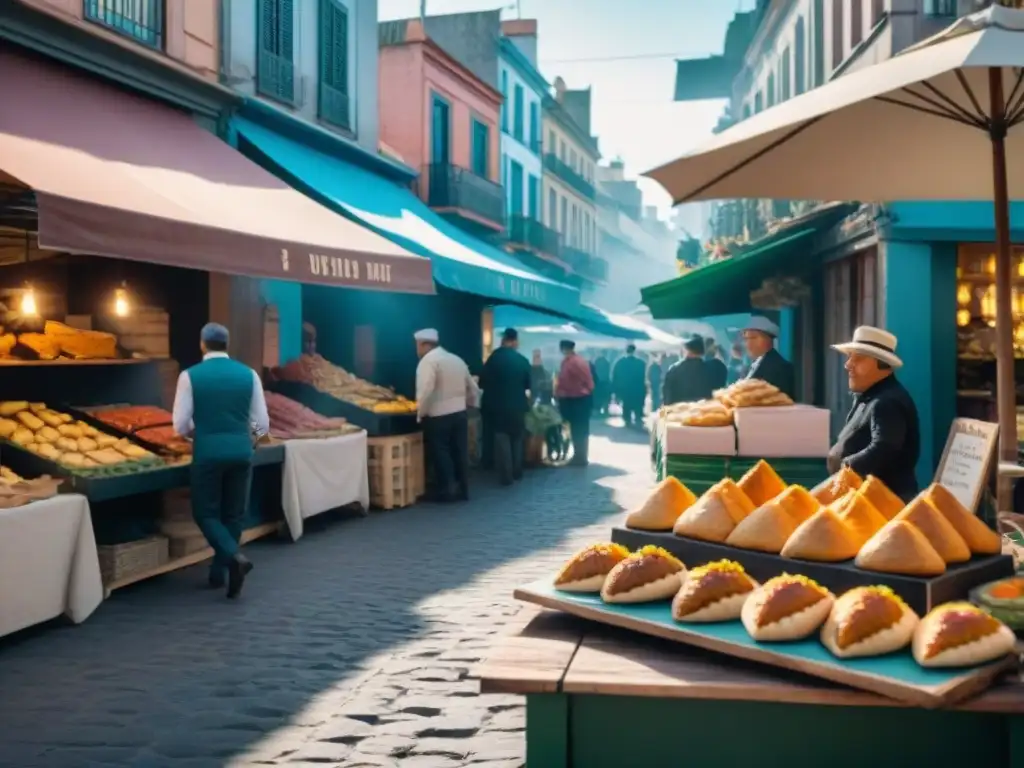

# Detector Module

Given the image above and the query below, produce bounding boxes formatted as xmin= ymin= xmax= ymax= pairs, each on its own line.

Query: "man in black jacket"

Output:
xmin=828 ymin=326 xmax=920 ymax=501
xmin=742 ymin=316 xmax=795 ymax=398
xmin=479 ymin=328 xmax=532 ymax=484
xmin=663 ymin=337 xmax=712 ymax=405
xmin=612 ymin=344 xmax=647 ymax=428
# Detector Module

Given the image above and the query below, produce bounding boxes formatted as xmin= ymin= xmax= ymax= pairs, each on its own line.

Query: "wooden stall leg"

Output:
xmin=525 ymin=693 xmax=569 ymax=768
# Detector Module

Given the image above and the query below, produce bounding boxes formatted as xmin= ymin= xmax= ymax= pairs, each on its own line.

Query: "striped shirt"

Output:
xmin=416 ymin=346 xmax=479 ymax=419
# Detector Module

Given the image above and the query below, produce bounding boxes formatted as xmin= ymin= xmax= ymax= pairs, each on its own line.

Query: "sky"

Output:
xmin=378 ymin=0 xmax=754 ymax=218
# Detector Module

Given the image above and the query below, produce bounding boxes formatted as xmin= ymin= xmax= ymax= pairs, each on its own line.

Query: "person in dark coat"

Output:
xmin=828 ymin=326 xmax=920 ymax=502
xmin=704 ymin=338 xmax=728 ymax=391
xmin=529 ymin=349 xmax=552 ymax=405
xmin=612 ymin=344 xmax=647 ymax=428
xmin=479 ymin=328 xmax=532 ymax=484
xmin=647 ymin=355 xmax=663 ymax=411
xmin=593 ymin=351 xmax=611 ymax=415
xmin=663 ymin=336 xmax=713 ymax=405
xmin=742 ymin=316 xmax=795 ymax=399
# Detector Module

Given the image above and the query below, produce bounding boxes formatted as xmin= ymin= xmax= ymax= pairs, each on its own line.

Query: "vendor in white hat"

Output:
xmin=742 ymin=315 xmax=795 ymax=398
xmin=828 ymin=326 xmax=921 ymax=501
xmin=414 ymin=328 xmax=479 ymax=502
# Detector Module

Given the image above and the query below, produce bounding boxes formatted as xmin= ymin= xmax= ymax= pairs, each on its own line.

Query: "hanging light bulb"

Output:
xmin=957 ymin=309 xmax=971 ymax=327
xmin=956 ymin=283 xmax=971 ymax=306
xmin=113 ymin=284 xmax=130 ymax=318
xmin=20 ymin=285 xmax=37 ymax=317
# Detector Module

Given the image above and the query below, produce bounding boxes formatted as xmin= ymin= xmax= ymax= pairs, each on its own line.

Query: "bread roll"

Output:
xmin=821 ymin=586 xmax=918 ymax=659
xmin=555 ymin=543 xmax=631 ymax=593
xmin=857 ymin=476 xmax=904 ymax=520
xmin=923 ymin=483 xmax=1001 ymax=556
xmin=894 ymin=496 xmax=970 ymax=564
xmin=741 ymin=574 xmax=834 ymax=642
xmin=811 ymin=466 xmax=864 ymax=505
xmin=737 ymin=460 xmax=787 ymax=507
xmin=726 ymin=500 xmax=801 ymax=553
xmin=626 ymin=477 xmax=697 ymax=531
xmin=601 ymin=546 xmax=685 ymax=604
xmin=855 ymin=520 xmax=946 ymax=577
xmin=673 ymin=485 xmax=748 ymax=543
xmin=913 ymin=602 xmax=1015 ymax=668
xmin=672 ymin=560 xmax=758 ymax=622
xmin=781 ymin=508 xmax=860 ymax=562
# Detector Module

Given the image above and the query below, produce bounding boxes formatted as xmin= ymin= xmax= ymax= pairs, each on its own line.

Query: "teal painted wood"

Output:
xmin=318 ymin=0 xmax=350 ymax=131
xmin=567 ymin=694 xmax=1009 ymax=768
xmin=930 ymin=242 xmax=959 ymax=468
xmin=260 ymin=280 xmax=302 ymax=364
xmin=521 ymin=581 xmax=986 ymax=692
xmin=256 ymin=0 xmax=296 ymax=104
xmin=888 ymin=201 xmax=1024 ymax=242
xmin=526 ymin=694 xmax=569 ymax=768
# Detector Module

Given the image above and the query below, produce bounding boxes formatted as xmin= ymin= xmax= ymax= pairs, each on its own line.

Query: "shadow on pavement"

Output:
xmin=0 ymin=421 xmax=643 ymax=767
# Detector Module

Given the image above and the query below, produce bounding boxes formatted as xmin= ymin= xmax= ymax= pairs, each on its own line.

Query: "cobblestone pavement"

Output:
xmin=0 ymin=421 xmax=654 ymax=768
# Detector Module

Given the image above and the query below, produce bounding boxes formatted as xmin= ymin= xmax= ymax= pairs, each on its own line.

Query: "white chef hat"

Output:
xmin=414 ymin=328 xmax=439 ymax=343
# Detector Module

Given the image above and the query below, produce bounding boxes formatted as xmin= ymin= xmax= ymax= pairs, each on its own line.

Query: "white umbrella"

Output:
xmin=645 ymin=5 xmax=1024 ymax=477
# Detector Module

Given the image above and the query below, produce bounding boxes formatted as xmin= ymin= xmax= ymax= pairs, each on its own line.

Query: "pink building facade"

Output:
xmin=379 ymin=19 xmax=505 ymax=233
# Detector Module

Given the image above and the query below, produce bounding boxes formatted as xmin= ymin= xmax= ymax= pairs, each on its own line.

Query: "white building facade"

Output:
xmin=498 ymin=36 xmax=544 ymax=220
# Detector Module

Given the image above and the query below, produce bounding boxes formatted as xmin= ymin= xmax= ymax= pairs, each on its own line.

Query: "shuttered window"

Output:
xmin=257 ymin=0 xmax=295 ymax=104
xmin=471 ymin=119 xmax=489 ymax=177
xmin=319 ymin=0 xmax=351 ymax=130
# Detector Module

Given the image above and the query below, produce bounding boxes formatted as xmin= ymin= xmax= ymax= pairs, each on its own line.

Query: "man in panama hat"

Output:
xmin=742 ymin=315 xmax=795 ymax=398
xmin=828 ymin=326 xmax=921 ymax=501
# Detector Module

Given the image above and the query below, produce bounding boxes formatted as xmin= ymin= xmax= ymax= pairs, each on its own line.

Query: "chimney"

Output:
xmin=553 ymin=76 xmax=567 ymax=103
xmin=501 ymin=18 xmax=538 ymax=67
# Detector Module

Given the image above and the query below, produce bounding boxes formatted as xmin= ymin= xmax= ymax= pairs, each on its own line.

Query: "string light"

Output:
xmin=20 ymin=285 xmax=37 ymax=317
xmin=113 ymin=284 xmax=130 ymax=317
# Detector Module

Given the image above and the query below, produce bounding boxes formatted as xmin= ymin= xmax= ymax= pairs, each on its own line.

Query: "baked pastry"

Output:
xmin=715 ymin=478 xmax=756 ymax=518
xmin=737 ymin=459 xmax=787 ymax=506
xmin=894 ymin=496 xmax=970 ymax=564
xmin=780 ymin=508 xmax=860 ymax=562
xmin=820 ymin=586 xmax=919 ymax=659
xmin=836 ymin=492 xmax=888 ymax=548
xmin=774 ymin=485 xmax=820 ymax=524
xmin=601 ymin=545 xmax=686 ymax=604
xmin=673 ymin=483 xmax=751 ymax=542
xmin=857 ymin=476 xmax=905 ymax=520
xmin=725 ymin=499 xmax=801 ymax=553
xmin=671 ymin=399 xmax=734 ymax=427
xmin=741 ymin=574 xmax=834 ymax=642
xmin=626 ymin=477 xmax=697 ymax=531
xmin=855 ymin=520 xmax=946 ymax=576
xmin=923 ymin=483 xmax=1001 ymax=555
xmin=912 ymin=602 xmax=1015 ymax=667
xmin=672 ymin=560 xmax=758 ymax=622
xmin=714 ymin=379 xmax=793 ymax=408
xmin=810 ymin=466 xmax=864 ymax=505
xmin=555 ymin=543 xmax=631 ymax=592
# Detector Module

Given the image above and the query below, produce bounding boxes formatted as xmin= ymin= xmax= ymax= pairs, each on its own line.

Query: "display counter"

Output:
xmin=282 ymin=431 xmax=370 ymax=540
xmin=0 ymin=494 xmax=103 ymax=638
xmin=479 ymin=609 xmax=1024 ymax=768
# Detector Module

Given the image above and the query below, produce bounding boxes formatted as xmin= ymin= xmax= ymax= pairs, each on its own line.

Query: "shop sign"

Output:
xmin=935 ymin=418 xmax=999 ymax=513
xmin=497 ymin=276 xmax=545 ymax=303
xmin=281 ymin=249 xmax=395 ymax=286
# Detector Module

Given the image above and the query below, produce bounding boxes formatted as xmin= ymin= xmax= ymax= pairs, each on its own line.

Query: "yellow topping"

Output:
xmin=763 ymin=572 xmax=826 ymax=593
xmin=581 ymin=543 xmax=630 ymax=558
xmin=690 ymin=559 xmax=746 ymax=577
xmin=858 ymin=585 xmax=908 ymax=609
xmin=633 ymin=545 xmax=684 ymax=568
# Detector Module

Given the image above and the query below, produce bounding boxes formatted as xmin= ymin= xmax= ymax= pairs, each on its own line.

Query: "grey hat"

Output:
xmin=200 ymin=322 xmax=230 ymax=345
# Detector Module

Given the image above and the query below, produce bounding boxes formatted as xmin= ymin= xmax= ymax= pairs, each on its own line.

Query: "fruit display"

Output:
xmin=550 ymin=548 xmax=1016 ymax=667
xmin=272 ymin=355 xmax=416 ymax=414
xmin=627 ymin=460 xmax=1003 ymax=573
xmin=0 ymin=322 xmax=120 ymax=361
xmin=265 ymin=391 xmax=361 ymax=439
xmin=0 ymin=401 xmax=162 ymax=474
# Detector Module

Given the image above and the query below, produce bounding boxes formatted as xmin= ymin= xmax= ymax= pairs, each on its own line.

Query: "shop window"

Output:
xmin=318 ymin=0 xmax=350 ymax=130
xmin=85 ymin=0 xmax=164 ymax=48
xmin=767 ymin=71 xmax=776 ymax=107
xmin=257 ymin=0 xmax=296 ymax=105
xmin=548 ymin=188 xmax=558 ymax=228
xmin=528 ymin=175 xmax=539 ymax=220
xmin=823 ymin=248 xmax=879 ymax=437
xmin=529 ymin=102 xmax=540 ymax=153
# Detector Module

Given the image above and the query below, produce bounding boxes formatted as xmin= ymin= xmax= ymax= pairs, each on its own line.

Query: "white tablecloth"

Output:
xmin=281 ymin=431 xmax=370 ymax=541
xmin=0 ymin=494 xmax=103 ymax=638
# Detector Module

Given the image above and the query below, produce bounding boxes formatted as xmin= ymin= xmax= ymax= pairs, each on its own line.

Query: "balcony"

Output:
xmin=543 ymin=153 xmax=595 ymax=199
xmin=84 ymin=0 xmax=164 ymax=49
xmin=508 ymin=214 xmax=562 ymax=260
xmin=563 ymin=245 xmax=608 ymax=283
xmin=924 ymin=0 xmax=957 ymax=14
xmin=421 ymin=163 xmax=505 ymax=231
xmin=319 ymin=83 xmax=351 ymax=132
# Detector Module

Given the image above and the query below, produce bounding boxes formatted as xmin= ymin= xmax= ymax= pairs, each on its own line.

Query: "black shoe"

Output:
xmin=226 ymin=554 xmax=253 ymax=599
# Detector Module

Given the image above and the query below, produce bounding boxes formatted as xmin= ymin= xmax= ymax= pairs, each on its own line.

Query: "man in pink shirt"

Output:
xmin=555 ymin=339 xmax=594 ymax=466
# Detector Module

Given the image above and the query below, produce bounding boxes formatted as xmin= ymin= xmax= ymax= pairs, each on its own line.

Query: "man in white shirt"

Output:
xmin=415 ymin=328 xmax=479 ymax=503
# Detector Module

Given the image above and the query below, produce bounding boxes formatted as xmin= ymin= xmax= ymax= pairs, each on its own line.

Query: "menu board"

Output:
xmin=934 ymin=418 xmax=999 ymax=513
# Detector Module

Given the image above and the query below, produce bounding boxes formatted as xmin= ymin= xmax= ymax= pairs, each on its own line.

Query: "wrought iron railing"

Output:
xmin=543 ymin=153 xmax=595 ymax=199
xmin=257 ymin=49 xmax=296 ymax=105
xmin=319 ymin=83 xmax=350 ymax=131
xmin=508 ymin=214 xmax=561 ymax=258
xmin=84 ymin=0 xmax=164 ymax=49
xmin=923 ymin=0 xmax=957 ymax=14
xmin=421 ymin=164 xmax=506 ymax=228
xmin=562 ymin=245 xmax=607 ymax=282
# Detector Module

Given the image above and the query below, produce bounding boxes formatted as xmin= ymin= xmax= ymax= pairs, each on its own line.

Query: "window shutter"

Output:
xmin=279 ymin=0 xmax=294 ymax=96
xmin=259 ymin=0 xmax=276 ymax=54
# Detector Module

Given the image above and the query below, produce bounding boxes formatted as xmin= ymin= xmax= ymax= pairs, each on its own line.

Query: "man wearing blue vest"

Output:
xmin=172 ymin=323 xmax=270 ymax=598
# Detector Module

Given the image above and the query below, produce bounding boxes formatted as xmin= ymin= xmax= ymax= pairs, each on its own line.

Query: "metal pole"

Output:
xmin=988 ymin=66 xmax=1016 ymax=512
xmin=420 ymin=0 xmax=427 ymax=20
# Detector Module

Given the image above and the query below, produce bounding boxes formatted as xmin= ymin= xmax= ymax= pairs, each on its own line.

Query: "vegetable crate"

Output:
xmin=367 ymin=432 xmax=425 ymax=510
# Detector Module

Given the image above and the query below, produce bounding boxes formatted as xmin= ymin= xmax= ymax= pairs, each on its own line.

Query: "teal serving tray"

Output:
xmin=515 ymin=579 xmax=1016 ymax=708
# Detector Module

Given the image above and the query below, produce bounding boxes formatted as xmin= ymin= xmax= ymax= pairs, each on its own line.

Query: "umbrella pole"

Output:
xmin=988 ymin=67 xmax=1016 ymax=512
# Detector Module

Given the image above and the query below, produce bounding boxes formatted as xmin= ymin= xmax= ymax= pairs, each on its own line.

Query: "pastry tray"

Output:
xmin=515 ymin=579 xmax=1016 ymax=708
xmin=612 ymin=527 xmax=1015 ymax=617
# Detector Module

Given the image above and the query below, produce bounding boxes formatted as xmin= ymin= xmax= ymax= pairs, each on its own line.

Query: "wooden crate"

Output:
xmin=103 ymin=307 xmax=170 ymax=359
xmin=367 ymin=432 xmax=424 ymax=510
xmin=98 ymin=536 xmax=169 ymax=585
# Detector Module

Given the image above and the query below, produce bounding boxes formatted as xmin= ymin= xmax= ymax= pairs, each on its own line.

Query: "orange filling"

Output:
xmin=922 ymin=605 xmax=1002 ymax=660
xmin=755 ymin=578 xmax=827 ymax=628
xmin=836 ymin=591 xmax=904 ymax=649
xmin=607 ymin=553 xmax=683 ymax=595
xmin=556 ymin=545 xmax=629 ymax=584
xmin=674 ymin=568 xmax=753 ymax=615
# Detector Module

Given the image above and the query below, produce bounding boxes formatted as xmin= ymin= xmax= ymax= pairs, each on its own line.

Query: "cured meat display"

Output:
xmin=266 ymin=391 xmax=359 ymax=439
xmin=135 ymin=425 xmax=192 ymax=456
xmin=272 ymin=355 xmax=416 ymax=414
xmin=93 ymin=405 xmax=174 ymax=433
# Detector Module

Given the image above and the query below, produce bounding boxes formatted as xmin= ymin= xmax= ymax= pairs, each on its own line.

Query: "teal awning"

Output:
xmin=233 ymin=118 xmax=580 ymax=312
xmin=495 ymin=304 xmax=648 ymax=340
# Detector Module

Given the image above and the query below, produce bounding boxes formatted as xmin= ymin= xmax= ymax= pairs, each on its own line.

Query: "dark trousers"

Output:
xmin=191 ymin=460 xmax=252 ymax=581
xmin=559 ymin=396 xmax=591 ymax=465
xmin=622 ymin=397 xmax=644 ymax=427
xmin=424 ymin=411 xmax=469 ymax=500
xmin=650 ymin=388 xmax=662 ymax=412
xmin=494 ymin=428 xmax=524 ymax=485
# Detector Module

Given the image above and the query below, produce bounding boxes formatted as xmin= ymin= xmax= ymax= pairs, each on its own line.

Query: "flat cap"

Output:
xmin=200 ymin=322 xmax=229 ymax=345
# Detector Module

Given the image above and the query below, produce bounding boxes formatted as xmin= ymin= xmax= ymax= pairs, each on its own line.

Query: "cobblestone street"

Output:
xmin=0 ymin=421 xmax=653 ymax=768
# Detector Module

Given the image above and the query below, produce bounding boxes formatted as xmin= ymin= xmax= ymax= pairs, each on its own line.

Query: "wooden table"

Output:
xmin=479 ymin=609 xmax=1024 ymax=768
